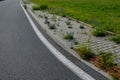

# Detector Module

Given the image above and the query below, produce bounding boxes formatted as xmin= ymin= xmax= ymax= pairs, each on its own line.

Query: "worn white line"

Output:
xmin=20 ymin=1 xmax=95 ymax=80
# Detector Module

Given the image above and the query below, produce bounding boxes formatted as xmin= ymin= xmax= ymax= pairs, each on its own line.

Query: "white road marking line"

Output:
xmin=20 ymin=1 xmax=95 ymax=80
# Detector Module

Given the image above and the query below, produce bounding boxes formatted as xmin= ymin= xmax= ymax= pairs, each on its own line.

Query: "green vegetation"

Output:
xmin=75 ymin=45 xmax=94 ymax=60
xmin=29 ymin=0 xmax=120 ymax=34
xmin=75 ymin=45 xmax=120 ymax=79
xmin=32 ymin=4 xmax=48 ymax=10
xmin=32 ymin=5 xmax=40 ymax=10
xmin=96 ymin=52 xmax=120 ymax=80
xmin=49 ymin=24 xmax=56 ymax=29
xmin=98 ymin=52 xmax=115 ymax=69
xmin=63 ymin=34 xmax=74 ymax=40
xmin=39 ymin=4 xmax=48 ymax=10
xmin=74 ymin=41 xmax=79 ymax=45
xmin=92 ymin=28 xmax=106 ymax=37
xmin=111 ymin=35 xmax=120 ymax=44
xmin=80 ymin=25 xmax=84 ymax=29
xmin=68 ymin=25 xmax=72 ymax=29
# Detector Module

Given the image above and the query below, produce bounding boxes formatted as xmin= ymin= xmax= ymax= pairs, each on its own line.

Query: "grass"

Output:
xmin=32 ymin=4 xmax=48 ymax=10
xmin=111 ymin=35 xmax=120 ymax=44
xmin=32 ymin=5 xmax=40 ymax=10
xmin=98 ymin=52 xmax=115 ymax=69
xmin=75 ymin=45 xmax=94 ymax=60
xmin=68 ymin=25 xmax=72 ymax=29
xmin=29 ymin=0 xmax=120 ymax=34
xmin=92 ymin=28 xmax=106 ymax=37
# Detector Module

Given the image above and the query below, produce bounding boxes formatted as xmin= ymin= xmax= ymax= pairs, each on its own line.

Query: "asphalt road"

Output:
xmin=0 ymin=0 xmax=82 ymax=80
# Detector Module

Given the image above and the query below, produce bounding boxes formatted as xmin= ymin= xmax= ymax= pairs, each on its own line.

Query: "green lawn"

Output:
xmin=29 ymin=0 xmax=120 ymax=34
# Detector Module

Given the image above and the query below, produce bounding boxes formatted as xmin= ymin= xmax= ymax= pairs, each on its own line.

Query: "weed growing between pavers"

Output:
xmin=80 ymin=25 xmax=85 ymax=29
xmin=63 ymin=35 xmax=73 ymax=40
xmin=75 ymin=45 xmax=94 ymax=60
xmin=63 ymin=32 xmax=74 ymax=40
xmin=49 ymin=24 xmax=56 ymax=29
xmin=75 ymin=45 xmax=120 ymax=79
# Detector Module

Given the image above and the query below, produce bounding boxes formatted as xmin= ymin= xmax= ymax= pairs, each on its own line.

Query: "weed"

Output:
xmin=74 ymin=41 xmax=79 ymax=45
xmin=62 ymin=14 xmax=66 ymax=17
xmin=80 ymin=25 xmax=85 ymax=29
xmin=68 ymin=25 xmax=72 ymax=29
xmin=92 ymin=28 xmax=106 ymax=37
xmin=32 ymin=5 xmax=40 ymax=10
xmin=63 ymin=32 xmax=74 ymax=40
xmin=98 ymin=52 xmax=115 ymax=69
xmin=63 ymin=34 xmax=73 ymax=40
xmin=32 ymin=4 xmax=48 ymax=10
xmin=49 ymin=24 xmax=56 ymax=29
xmin=111 ymin=35 xmax=120 ymax=44
xmin=75 ymin=45 xmax=94 ymax=60
xmin=40 ymin=4 xmax=48 ymax=10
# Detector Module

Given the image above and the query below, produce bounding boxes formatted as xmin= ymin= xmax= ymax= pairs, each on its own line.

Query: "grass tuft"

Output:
xmin=111 ymin=35 xmax=120 ymax=44
xmin=63 ymin=35 xmax=73 ymax=40
xmin=32 ymin=4 xmax=48 ymax=10
xmin=92 ymin=28 xmax=106 ymax=37
xmin=75 ymin=45 xmax=94 ymax=60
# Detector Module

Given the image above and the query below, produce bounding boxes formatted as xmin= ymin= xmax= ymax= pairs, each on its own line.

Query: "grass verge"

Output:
xmin=29 ymin=0 xmax=120 ymax=34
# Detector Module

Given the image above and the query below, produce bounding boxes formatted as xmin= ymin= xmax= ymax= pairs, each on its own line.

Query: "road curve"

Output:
xmin=0 ymin=0 xmax=82 ymax=80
